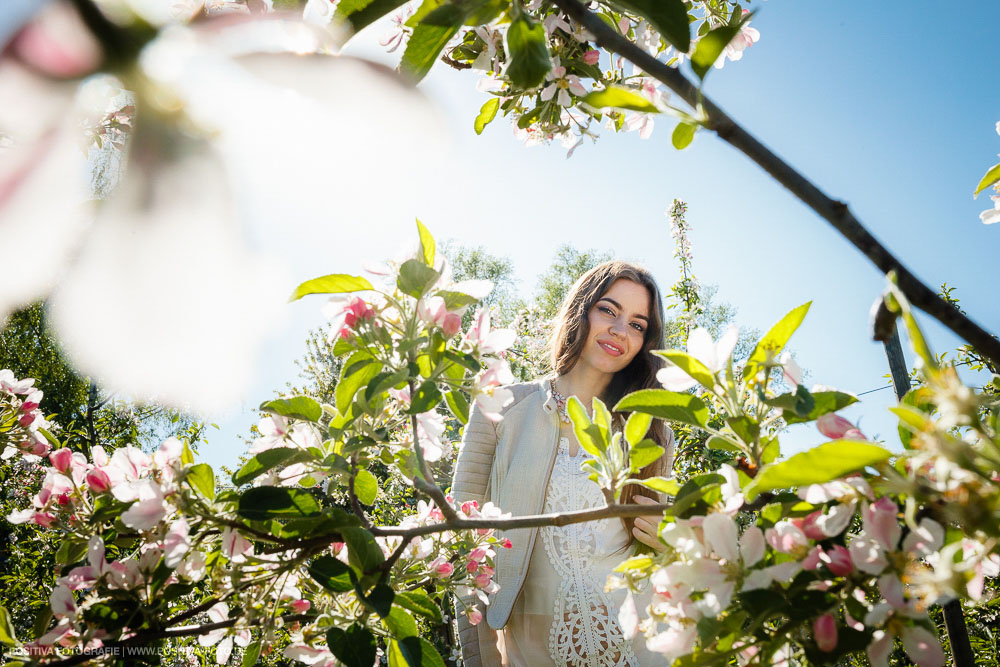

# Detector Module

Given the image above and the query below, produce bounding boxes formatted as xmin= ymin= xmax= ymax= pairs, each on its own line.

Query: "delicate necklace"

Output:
xmin=550 ymin=377 xmax=571 ymax=424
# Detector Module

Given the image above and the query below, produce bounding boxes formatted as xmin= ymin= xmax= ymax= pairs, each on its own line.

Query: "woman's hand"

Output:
xmin=631 ymin=495 xmax=666 ymax=552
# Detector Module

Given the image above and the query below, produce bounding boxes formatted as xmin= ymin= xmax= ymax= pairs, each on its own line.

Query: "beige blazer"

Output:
xmin=450 ymin=378 xmax=673 ymax=667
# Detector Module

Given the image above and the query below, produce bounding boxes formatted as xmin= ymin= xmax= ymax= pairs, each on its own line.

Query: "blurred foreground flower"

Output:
xmin=0 ymin=1 xmax=443 ymax=413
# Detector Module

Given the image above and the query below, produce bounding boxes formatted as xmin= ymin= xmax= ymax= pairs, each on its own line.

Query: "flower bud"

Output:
xmin=49 ymin=448 xmax=74 ymax=474
xmin=86 ymin=468 xmax=112 ymax=494
xmin=814 ymin=613 xmax=838 ymax=652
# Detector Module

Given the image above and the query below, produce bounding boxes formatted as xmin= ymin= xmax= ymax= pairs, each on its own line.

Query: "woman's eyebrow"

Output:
xmin=598 ymin=297 xmax=649 ymax=322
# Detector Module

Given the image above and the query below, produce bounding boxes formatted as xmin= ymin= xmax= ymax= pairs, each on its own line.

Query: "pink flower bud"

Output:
xmin=86 ymin=469 xmax=111 ymax=494
xmin=21 ymin=402 xmax=39 ymax=413
xmin=501 ymin=538 xmax=512 ymax=549
xmin=34 ymin=512 xmax=56 ymax=528
xmin=49 ymin=448 xmax=74 ymax=474
xmin=817 ymin=413 xmax=858 ymax=439
xmin=430 ymin=557 xmax=454 ymax=577
xmin=474 ymin=572 xmax=491 ymax=588
xmin=583 ymin=49 xmax=600 ymax=65
xmin=442 ymin=312 xmax=462 ymax=338
xmin=289 ymin=599 xmax=311 ymax=613
xmin=469 ymin=547 xmax=487 ymax=562
xmin=466 ymin=561 xmax=479 ymax=574
xmin=19 ymin=412 xmax=36 ymax=427
xmin=797 ymin=511 xmax=826 ymax=541
xmin=467 ymin=607 xmax=483 ymax=625
xmin=814 ymin=614 xmax=838 ymax=652
xmin=822 ymin=545 xmax=854 ymax=576
xmin=461 ymin=500 xmax=478 ymax=515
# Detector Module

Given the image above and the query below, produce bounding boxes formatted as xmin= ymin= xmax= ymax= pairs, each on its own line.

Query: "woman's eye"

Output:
xmin=631 ymin=322 xmax=645 ymax=332
xmin=599 ymin=306 xmax=615 ymax=317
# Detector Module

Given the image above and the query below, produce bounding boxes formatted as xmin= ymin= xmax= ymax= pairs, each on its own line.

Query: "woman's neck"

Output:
xmin=555 ymin=362 xmax=613 ymax=409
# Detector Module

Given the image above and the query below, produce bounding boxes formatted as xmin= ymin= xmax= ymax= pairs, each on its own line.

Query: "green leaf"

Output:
xmin=613 ymin=0 xmax=689 ymax=52
xmin=629 ymin=439 xmax=664 ymax=472
xmin=474 ymin=97 xmax=500 ymax=135
xmin=567 ymin=397 xmax=605 ymax=457
xmin=260 ymin=396 xmax=323 ymax=422
xmin=337 ymin=352 xmax=383 ymax=413
xmin=707 ymin=435 xmax=742 ymax=453
xmin=290 ymin=274 xmax=373 ymax=301
xmin=237 ymin=487 xmax=322 ymax=520
xmin=670 ymin=473 xmax=724 ymax=517
xmin=624 ymin=411 xmax=653 ymax=446
xmin=747 ymin=440 xmax=892 ymax=499
xmin=337 ymin=0 xmax=410 ymax=33
xmin=184 ymin=463 xmax=215 ymax=500
xmin=354 ymin=469 xmax=379 ymax=506
xmin=233 ymin=448 xmax=311 ymax=486
xmin=308 ymin=555 xmax=355 ymax=593
xmin=782 ymin=390 xmax=859 ymax=425
xmin=363 ymin=582 xmax=395 ymax=617
xmin=614 ymin=389 xmax=710 ymax=429
xmin=975 ymin=162 xmax=1000 ymax=196
xmin=0 ymin=606 xmax=18 ymax=647
xmin=390 ymin=637 xmax=446 ymax=667
xmin=655 ymin=350 xmax=716 ymax=389
xmin=672 ymin=121 xmax=697 ymax=149
xmin=342 ymin=526 xmax=385 ymax=573
xmin=409 ymin=380 xmax=442 ymax=413
xmin=628 ymin=475 xmax=680 ymax=496
xmin=504 ymin=13 xmax=551 ymax=88
xmin=394 ymin=591 xmax=442 ymax=623
xmin=396 ymin=259 xmax=441 ymax=298
xmin=614 ymin=555 xmax=653 ymax=572
xmin=416 ymin=219 xmax=435 ymax=267
xmin=581 ymin=86 xmax=660 ymax=113
xmin=383 ymin=606 xmax=419 ymax=638
xmin=242 ymin=641 xmax=261 ymax=667
xmin=690 ymin=14 xmax=751 ymax=79
xmin=445 ymin=389 xmax=469 ymax=424
xmin=327 ymin=624 xmax=377 ymax=667
xmin=55 ymin=538 xmax=88 ymax=566
xmin=400 ymin=4 xmax=467 ymax=82
xmin=743 ymin=302 xmax=812 ymax=379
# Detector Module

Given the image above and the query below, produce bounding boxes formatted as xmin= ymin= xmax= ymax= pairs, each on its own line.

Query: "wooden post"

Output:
xmin=881 ymin=324 xmax=975 ymax=667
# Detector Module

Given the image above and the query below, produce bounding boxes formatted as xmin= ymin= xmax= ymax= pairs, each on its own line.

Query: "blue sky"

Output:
xmin=193 ymin=1 xmax=998 ymax=471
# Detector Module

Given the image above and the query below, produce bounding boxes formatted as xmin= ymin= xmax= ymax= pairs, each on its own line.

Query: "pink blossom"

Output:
xmin=778 ymin=351 xmax=802 ymax=387
xmin=418 ymin=296 xmax=463 ymax=337
xmin=473 ymin=359 xmax=514 ymax=421
xmin=86 ymin=468 xmax=111 ymax=493
xmin=500 ymin=538 xmax=512 ymax=549
xmin=467 ymin=606 xmax=483 ymax=625
xmin=814 ymin=614 xmax=838 ymax=652
xmin=817 ymin=413 xmax=866 ymax=440
xmin=50 ymin=585 xmax=77 ymax=618
xmin=120 ymin=479 xmax=167 ymax=531
xmin=582 ymin=49 xmax=600 ymax=65
xmin=379 ymin=5 xmax=414 ymax=54
xmin=323 ymin=295 xmax=374 ymax=340
xmin=657 ymin=325 xmax=738 ymax=391
xmin=222 ymin=527 xmax=254 ymax=561
xmin=765 ymin=520 xmax=809 ymax=556
xmin=461 ymin=500 xmax=478 ymax=514
xmin=465 ymin=309 xmax=515 ymax=354
xmin=0 ymin=370 xmax=35 ymax=394
xmin=163 ymin=517 xmax=192 ymax=568
xmin=541 ymin=65 xmax=587 ymax=106
xmin=466 ymin=560 xmax=479 ymax=574
xmin=862 ymin=497 xmax=901 ymax=552
xmin=469 ymin=547 xmax=488 ymax=562
xmin=289 ymin=599 xmax=312 ymax=613
xmin=429 ymin=556 xmax=454 ymax=577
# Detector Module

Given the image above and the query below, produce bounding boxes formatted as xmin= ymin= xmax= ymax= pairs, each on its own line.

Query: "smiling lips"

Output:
xmin=597 ymin=339 xmax=624 ymax=357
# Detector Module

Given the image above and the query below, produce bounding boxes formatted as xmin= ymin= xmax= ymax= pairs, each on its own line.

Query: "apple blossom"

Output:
xmin=817 ymin=412 xmax=866 ymax=440
xmin=814 ymin=613 xmax=838 ymax=652
xmin=656 ymin=325 xmax=738 ymax=391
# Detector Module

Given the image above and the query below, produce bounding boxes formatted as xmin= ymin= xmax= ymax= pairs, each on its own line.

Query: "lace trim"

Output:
xmin=539 ymin=438 xmax=638 ymax=667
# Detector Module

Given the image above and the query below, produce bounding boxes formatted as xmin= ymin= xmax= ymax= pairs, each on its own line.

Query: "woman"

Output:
xmin=452 ymin=261 xmax=675 ymax=667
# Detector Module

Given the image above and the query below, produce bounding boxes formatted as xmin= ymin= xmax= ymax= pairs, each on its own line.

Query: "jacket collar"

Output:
xmin=540 ymin=375 xmax=559 ymax=417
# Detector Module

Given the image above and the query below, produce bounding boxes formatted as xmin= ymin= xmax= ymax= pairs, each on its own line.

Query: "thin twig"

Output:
xmin=549 ymin=0 xmax=1000 ymax=369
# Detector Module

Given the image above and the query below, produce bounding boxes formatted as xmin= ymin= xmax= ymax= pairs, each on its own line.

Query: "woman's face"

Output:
xmin=578 ymin=278 xmax=651 ymax=375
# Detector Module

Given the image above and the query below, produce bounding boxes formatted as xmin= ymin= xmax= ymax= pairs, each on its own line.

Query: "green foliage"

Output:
xmin=504 ymin=13 xmax=552 ymax=88
xmin=581 ymin=86 xmax=660 ymax=113
xmin=535 ymin=245 xmax=613 ymax=318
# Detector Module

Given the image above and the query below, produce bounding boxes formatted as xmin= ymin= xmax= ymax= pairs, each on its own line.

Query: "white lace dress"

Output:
xmin=497 ymin=437 xmax=657 ymax=667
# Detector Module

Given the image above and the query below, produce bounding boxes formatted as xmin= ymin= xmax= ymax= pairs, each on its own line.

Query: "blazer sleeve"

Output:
xmin=451 ymin=401 xmax=503 ymax=667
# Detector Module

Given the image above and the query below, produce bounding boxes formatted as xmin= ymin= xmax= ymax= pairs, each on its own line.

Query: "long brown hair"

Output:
xmin=548 ymin=261 xmax=674 ymax=539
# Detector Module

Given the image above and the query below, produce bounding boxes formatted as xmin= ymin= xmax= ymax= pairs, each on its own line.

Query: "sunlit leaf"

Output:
xmin=581 ymin=87 xmax=660 ymax=113
xmin=747 ymin=441 xmax=892 ymax=499
xmin=474 ymin=97 xmax=500 ymax=135
xmin=290 ymin=274 xmax=374 ymax=301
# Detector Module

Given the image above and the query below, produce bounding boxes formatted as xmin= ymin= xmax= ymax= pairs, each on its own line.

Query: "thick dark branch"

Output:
xmin=550 ymin=0 xmax=1000 ymax=368
xmin=370 ymin=501 xmax=672 ymax=538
